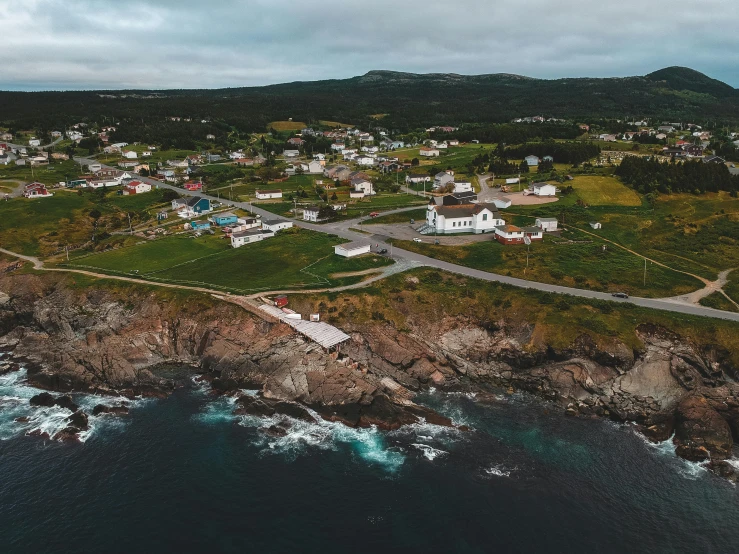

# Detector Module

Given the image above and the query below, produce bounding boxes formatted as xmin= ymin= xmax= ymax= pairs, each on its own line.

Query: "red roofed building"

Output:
xmin=184 ymin=181 xmax=203 ymax=191
xmin=23 ymin=182 xmax=53 ymax=198
xmin=123 ymin=181 xmax=152 ymax=195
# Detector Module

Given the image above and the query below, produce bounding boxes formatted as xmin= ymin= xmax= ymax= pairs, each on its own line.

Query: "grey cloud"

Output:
xmin=1 ymin=0 xmax=738 ymax=90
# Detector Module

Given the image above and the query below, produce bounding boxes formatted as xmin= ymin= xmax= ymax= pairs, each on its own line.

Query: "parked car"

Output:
xmin=379 ymin=248 xmax=388 ymax=254
xmin=611 ymin=292 xmax=629 ymax=299
xmin=369 ymin=212 xmax=380 ymax=218
xmin=413 ymin=238 xmax=422 ymax=243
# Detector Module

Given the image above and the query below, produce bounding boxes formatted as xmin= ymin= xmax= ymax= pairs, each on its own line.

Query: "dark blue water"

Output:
xmin=1 ymin=367 xmax=739 ymax=554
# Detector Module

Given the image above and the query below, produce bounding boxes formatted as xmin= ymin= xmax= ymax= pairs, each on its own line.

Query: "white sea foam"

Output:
xmin=484 ymin=464 xmax=515 ymax=478
xmin=633 ymin=429 xmax=710 ymax=480
xmin=232 ymin=408 xmax=406 ymax=472
xmin=0 ymin=367 xmax=146 ymax=442
xmin=411 ymin=443 xmax=448 ymax=461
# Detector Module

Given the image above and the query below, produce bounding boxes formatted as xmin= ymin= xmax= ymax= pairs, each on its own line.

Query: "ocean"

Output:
xmin=1 ymin=363 xmax=739 ymax=554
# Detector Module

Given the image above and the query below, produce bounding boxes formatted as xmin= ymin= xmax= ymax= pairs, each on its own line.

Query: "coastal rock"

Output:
xmin=673 ymin=395 xmax=732 ymax=461
xmin=29 ymin=392 xmax=55 ymax=407
xmin=92 ymin=404 xmax=130 ymax=416
xmin=66 ymin=410 xmax=89 ymax=431
xmin=54 ymin=395 xmax=79 ymax=412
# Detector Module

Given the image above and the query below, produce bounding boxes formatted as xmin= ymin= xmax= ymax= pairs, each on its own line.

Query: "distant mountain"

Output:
xmin=1 ymin=67 xmax=737 ymax=132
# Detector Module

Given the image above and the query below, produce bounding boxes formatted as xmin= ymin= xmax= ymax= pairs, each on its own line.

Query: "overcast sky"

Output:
xmin=1 ymin=0 xmax=738 ymax=91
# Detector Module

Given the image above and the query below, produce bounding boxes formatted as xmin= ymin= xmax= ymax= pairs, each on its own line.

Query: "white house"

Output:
xmin=142 ymin=151 xmax=152 ymax=157
xmin=532 ymin=183 xmax=557 ymax=197
xmin=493 ymin=197 xmax=512 ymax=209
xmin=262 ymin=219 xmax=294 ymax=232
xmin=406 ymin=174 xmax=431 ymax=184
xmin=307 ymin=160 xmax=323 ymax=174
xmin=525 ymin=155 xmax=540 ymax=166
xmin=535 ymin=217 xmax=558 ymax=232
xmin=28 ymin=139 xmax=41 ymax=147
xmin=283 ymin=150 xmax=300 ymax=158
xmin=231 ymin=229 xmax=275 ymax=248
xmin=426 ymin=203 xmax=504 ymax=234
xmin=122 ymin=150 xmax=138 ymax=159
xmin=303 ymin=206 xmax=321 ymax=222
xmin=123 ymin=181 xmax=152 ymax=195
xmin=349 ymin=190 xmax=365 ymax=199
xmin=505 ymin=177 xmax=520 ymax=185
xmin=420 ymin=147 xmax=440 ymax=157
xmin=452 ymin=181 xmax=473 ymax=194
xmin=255 ymin=189 xmax=283 ymax=200
xmin=355 ymin=156 xmax=376 ymax=167
xmin=434 ymin=171 xmax=455 ymax=189
xmin=334 ymin=242 xmax=371 ymax=258
xmin=351 ymin=178 xmax=375 ymax=196
xmin=331 ymin=143 xmax=345 ymax=151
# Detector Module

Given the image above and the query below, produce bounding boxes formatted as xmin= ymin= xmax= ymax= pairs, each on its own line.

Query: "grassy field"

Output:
xmin=361 ymin=208 xmax=427 ymax=225
xmin=318 ymin=120 xmax=354 ymax=128
xmin=568 ymin=175 xmax=642 ymax=207
xmin=267 ymin=121 xmax=306 ymax=132
xmin=0 ymin=188 xmax=177 ymax=256
xmin=61 ymin=228 xmax=393 ymax=293
xmin=699 ymin=292 xmax=739 ymax=312
xmin=391 ymin=228 xmax=703 ymax=298
xmin=0 ymin=159 xmax=84 ymax=186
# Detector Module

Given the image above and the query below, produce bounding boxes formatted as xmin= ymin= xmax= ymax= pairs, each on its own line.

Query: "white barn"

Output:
xmin=255 ymin=189 xmax=283 ymax=200
xmin=535 ymin=217 xmax=558 ymax=232
xmin=532 ymin=183 xmax=557 ymax=197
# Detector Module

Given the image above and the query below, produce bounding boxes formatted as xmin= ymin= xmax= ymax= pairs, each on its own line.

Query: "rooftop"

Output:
xmin=336 ymin=241 xmax=370 ymax=252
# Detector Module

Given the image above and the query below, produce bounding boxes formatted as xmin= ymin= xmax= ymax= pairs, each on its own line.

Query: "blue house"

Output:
xmin=186 ymin=196 xmax=211 ymax=215
xmin=211 ymin=212 xmax=239 ymax=226
xmin=190 ymin=221 xmax=211 ymax=231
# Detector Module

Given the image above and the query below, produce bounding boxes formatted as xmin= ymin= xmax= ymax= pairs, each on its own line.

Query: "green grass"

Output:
xmin=392 ymin=227 xmax=703 ymax=298
xmin=0 ymin=159 xmax=83 ymax=186
xmin=61 ymin=228 xmax=393 ymax=293
xmin=724 ymin=272 xmax=739 ymax=305
xmin=568 ymin=175 xmax=642 ymax=206
xmin=362 ymin=208 xmax=427 ymax=225
xmin=0 ymin=188 xmax=179 ymax=256
xmin=699 ymin=292 xmax=739 ymax=312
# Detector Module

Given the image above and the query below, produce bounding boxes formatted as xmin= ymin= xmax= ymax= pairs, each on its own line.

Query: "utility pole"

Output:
xmin=644 ymin=257 xmax=647 ymax=286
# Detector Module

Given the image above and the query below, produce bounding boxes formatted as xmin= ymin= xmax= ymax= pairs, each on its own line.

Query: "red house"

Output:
xmin=184 ymin=181 xmax=202 ymax=191
xmin=23 ymin=182 xmax=53 ymax=198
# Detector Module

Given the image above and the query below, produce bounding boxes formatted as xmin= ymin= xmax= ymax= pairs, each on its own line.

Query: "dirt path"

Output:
xmin=663 ymin=269 xmax=739 ymax=310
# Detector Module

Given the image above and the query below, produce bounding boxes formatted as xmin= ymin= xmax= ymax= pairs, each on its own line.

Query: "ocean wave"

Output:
xmin=484 ymin=464 xmax=516 ymax=478
xmin=632 ymin=429 xmax=710 ymax=480
xmin=237 ymin=410 xmax=406 ymax=473
xmin=411 ymin=443 xmax=448 ymax=461
xmin=0 ymin=368 xmax=147 ymax=443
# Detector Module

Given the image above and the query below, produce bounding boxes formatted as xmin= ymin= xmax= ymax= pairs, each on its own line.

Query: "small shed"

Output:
xmin=590 ymin=222 xmax=602 ymax=230
xmin=334 ymin=242 xmax=371 ymax=258
xmin=532 ymin=183 xmax=557 ymax=197
xmin=525 ymin=155 xmax=540 ymax=166
xmin=212 ymin=212 xmax=239 ymax=226
xmin=493 ymin=197 xmax=512 ymax=209
xmin=262 ymin=219 xmax=294 ymax=232
xmin=274 ymin=295 xmax=288 ymax=308
xmin=535 ymin=217 xmax=558 ymax=232
xmin=189 ymin=221 xmax=211 ymax=231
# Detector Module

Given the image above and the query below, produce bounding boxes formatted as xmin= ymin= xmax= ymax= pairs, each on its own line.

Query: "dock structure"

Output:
xmin=258 ymin=305 xmax=351 ymax=350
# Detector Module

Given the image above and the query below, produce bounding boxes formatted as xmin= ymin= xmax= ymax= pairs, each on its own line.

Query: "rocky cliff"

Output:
xmin=1 ymin=263 xmax=738 ymax=476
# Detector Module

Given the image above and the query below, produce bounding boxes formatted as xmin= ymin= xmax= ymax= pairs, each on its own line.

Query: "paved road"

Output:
xmin=4 ymin=138 xmax=63 ymax=150
xmin=71 ymin=157 xmax=739 ymax=323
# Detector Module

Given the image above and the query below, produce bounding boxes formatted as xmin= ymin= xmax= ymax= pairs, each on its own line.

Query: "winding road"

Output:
xmin=24 ymin=155 xmax=730 ymax=324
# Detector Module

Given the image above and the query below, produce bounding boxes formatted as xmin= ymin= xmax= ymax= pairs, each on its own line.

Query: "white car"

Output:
xmin=413 ymin=238 xmax=422 ymax=243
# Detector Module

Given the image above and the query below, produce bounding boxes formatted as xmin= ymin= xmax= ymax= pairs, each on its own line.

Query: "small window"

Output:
xmin=482 ymin=214 xmax=488 ymax=221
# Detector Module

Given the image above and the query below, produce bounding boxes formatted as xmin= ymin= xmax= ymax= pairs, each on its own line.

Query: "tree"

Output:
xmin=411 ymin=158 xmax=419 ymax=166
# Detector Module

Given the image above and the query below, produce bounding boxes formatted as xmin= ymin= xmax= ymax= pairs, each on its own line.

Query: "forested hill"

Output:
xmin=1 ymin=66 xmax=737 ymax=132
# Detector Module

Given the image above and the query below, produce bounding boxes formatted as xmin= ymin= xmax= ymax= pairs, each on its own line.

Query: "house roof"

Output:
xmin=522 ymin=226 xmax=542 ymax=233
xmin=433 ymin=203 xmax=499 ymax=218
xmin=496 ymin=224 xmax=523 ymax=233
xmin=187 ymin=196 xmax=208 ymax=207
xmin=407 ymin=174 xmax=429 ymax=179
xmin=336 ymin=241 xmax=370 ymax=252
xmin=536 ymin=217 xmax=558 ymax=222
xmin=304 ymin=205 xmax=320 ymax=212
xmin=256 ymin=189 xmax=282 ymax=194
xmin=232 ymin=229 xmax=273 ymax=238
xmin=263 ymin=219 xmax=289 ymax=226
xmin=214 ymin=212 xmax=237 ymax=219
xmin=351 ymin=177 xmax=370 ymax=186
